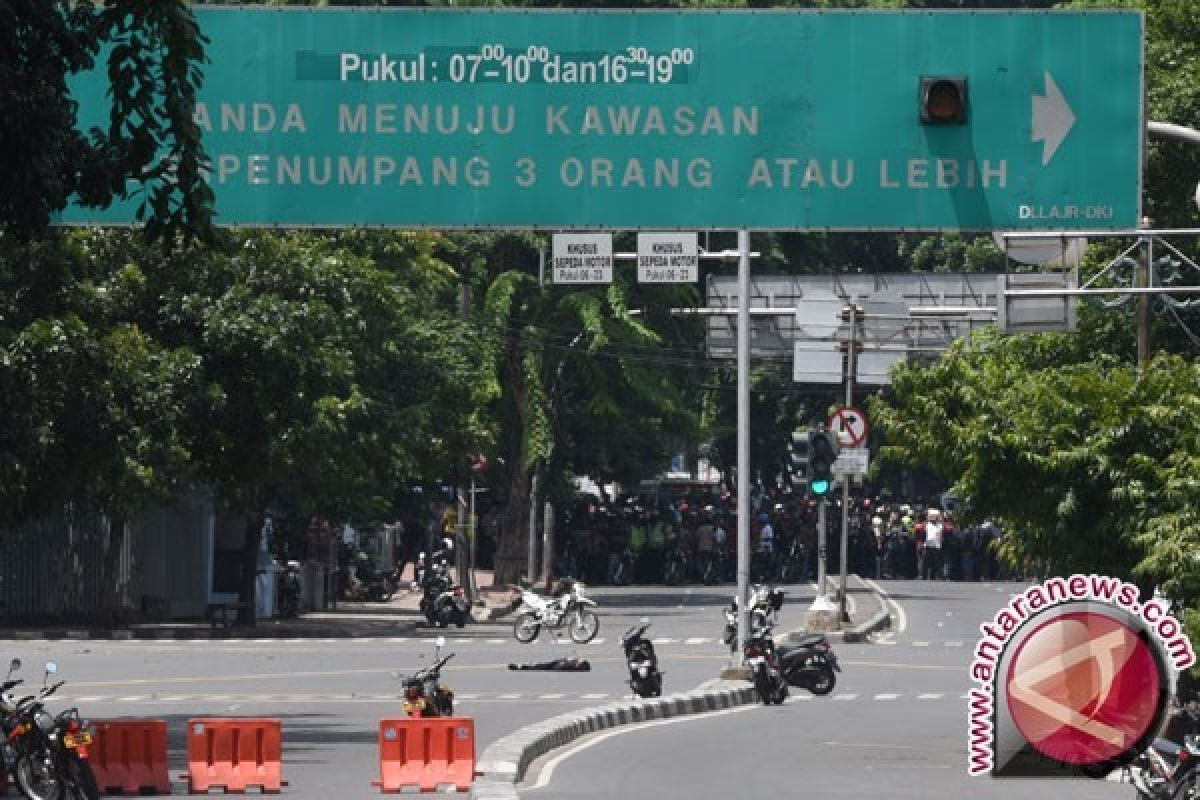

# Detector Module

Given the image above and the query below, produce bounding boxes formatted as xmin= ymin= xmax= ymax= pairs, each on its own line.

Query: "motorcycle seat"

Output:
xmin=783 ymin=634 xmax=827 ymax=650
xmin=1153 ymin=738 xmax=1182 ymax=759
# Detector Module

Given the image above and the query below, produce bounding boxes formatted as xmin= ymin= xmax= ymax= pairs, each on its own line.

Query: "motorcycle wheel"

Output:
xmin=16 ymin=752 xmax=64 ymax=800
xmin=456 ymin=609 xmax=469 ymax=628
xmin=63 ymin=755 xmax=99 ymax=800
xmin=651 ymin=673 xmax=663 ymax=697
xmin=513 ymin=612 xmax=541 ymax=643
xmin=808 ymin=665 xmax=837 ymax=696
xmin=754 ymin=672 xmax=773 ymax=705
xmin=567 ymin=609 xmax=599 ymax=644
xmin=772 ymin=679 xmax=789 ymax=705
xmin=1172 ymin=777 xmax=1199 ymax=800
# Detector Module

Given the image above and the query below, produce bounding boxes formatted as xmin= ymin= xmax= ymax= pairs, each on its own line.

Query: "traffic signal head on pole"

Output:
xmin=919 ymin=76 xmax=968 ymax=125
xmin=787 ymin=430 xmax=810 ymax=487
xmin=808 ymin=428 xmax=838 ymax=496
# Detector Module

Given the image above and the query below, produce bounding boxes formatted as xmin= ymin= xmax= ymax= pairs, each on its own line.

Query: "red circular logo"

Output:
xmin=1005 ymin=610 xmax=1162 ymax=765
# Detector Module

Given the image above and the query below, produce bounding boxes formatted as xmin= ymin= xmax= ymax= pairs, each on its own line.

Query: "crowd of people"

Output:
xmin=555 ymin=489 xmax=1018 ymax=587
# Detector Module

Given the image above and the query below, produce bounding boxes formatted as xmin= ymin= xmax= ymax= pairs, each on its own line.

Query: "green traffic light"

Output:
xmin=810 ymin=478 xmax=831 ymax=496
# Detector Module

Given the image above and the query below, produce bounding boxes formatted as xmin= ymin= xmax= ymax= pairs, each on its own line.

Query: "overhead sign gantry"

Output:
xmin=63 ymin=8 xmax=1143 ymax=231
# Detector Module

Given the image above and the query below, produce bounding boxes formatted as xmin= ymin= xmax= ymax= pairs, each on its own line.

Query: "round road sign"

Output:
xmin=828 ymin=406 xmax=869 ymax=447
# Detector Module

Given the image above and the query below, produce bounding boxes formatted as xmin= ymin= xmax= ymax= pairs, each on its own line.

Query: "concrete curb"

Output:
xmin=796 ymin=574 xmax=893 ymax=642
xmin=470 ymin=679 xmax=756 ymax=799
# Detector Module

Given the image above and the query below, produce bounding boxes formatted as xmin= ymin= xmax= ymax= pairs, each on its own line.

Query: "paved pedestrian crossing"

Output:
xmin=52 ymin=690 xmax=974 ymax=706
xmin=5 ymin=635 xmax=978 ymax=650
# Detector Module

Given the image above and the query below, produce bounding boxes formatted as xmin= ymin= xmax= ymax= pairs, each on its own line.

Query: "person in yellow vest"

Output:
xmin=644 ymin=509 xmax=667 ymax=583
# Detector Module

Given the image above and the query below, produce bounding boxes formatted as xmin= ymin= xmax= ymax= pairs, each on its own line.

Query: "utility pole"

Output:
xmin=838 ymin=303 xmax=859 ymax=626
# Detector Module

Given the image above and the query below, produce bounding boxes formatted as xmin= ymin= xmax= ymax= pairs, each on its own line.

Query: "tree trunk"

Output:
xmin=492 ymin=331 xmax=531 ymax=586
xmin=493 ymin=466 xmax=530 ymax=585
xmin=238 ymin=513 xmax=264 ymax=626
xmin=101 ymin=516 xmax=127 ymax=627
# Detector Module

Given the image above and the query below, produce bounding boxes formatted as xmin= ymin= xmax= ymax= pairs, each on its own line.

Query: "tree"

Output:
xmin=0 ymin=2 xmax=212 ymax=241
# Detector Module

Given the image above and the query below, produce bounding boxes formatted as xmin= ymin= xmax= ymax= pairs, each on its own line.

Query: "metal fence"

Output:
xmin=0 ymin=506 xmax=109 ymax=625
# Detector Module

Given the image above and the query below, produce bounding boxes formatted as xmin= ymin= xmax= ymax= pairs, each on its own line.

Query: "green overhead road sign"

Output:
xmin=61 ymin=8 xmax=1143 ymax=231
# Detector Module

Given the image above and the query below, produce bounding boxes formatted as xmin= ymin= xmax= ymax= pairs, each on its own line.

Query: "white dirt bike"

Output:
xmin=512 ymin=580 xmax=600 ymax=644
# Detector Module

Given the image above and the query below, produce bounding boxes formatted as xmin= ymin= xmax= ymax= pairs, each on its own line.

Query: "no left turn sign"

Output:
xmin=829 ymin=406 xmax=869 ymax=447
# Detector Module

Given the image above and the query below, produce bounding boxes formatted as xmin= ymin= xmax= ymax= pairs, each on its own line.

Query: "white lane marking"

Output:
xmin=387 ymin=638 xmax=408 ymax=643
xmin=75 ymin=696 xmax=104 ymax=703
xmin=874 ymin=694 xmax=899 ymax=700
xmin=861 ymin=576 xmax=907 ymax=635
xmin=919 ymin=693 xmax=944 ymax=700
xmin=833 ymin=694 xmax=858 ymax=701
xmin=912 ymin=641 xmax=930 ymax=647
xmin=538 ymin=693 xmax=566 ymax=700
xmin=454 ymin=639 xmax=471 ymax=644
xmin=456 ymin=694 xmax=481 ymax=700
xmin=487 ymin=639 xmax=506 ymax=644
xmin=527 ymin=700 xmax=761 ymax=790
xmin=117 ymin=696 xmax=147 ymax=702
xmin=591 ymin=638 xmax=606 ymax=645
xmin=498 ymin=694 xmax=523 ymax=700
xmin=652 ymin=638 xmax=674 ymax=644
xmin=581 ymin=693 xmax=608 ymax=700
xmin=685 ymin=638 xmax=709 ymax=645
xmin=945 ymin=641 xmax=964 ymax=647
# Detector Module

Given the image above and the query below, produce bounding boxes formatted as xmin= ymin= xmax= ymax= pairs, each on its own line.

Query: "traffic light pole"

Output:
xmin=838 ymin=304 xmax=858 ymax=626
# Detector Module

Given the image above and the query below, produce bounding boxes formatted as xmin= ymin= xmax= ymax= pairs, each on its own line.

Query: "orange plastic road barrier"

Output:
xmin=90 ymin=719 xmax=171 ymax=795
xmin=185 ymin=718 xmax=283 ymax=793
xmin=373 ymin=717 xmax=475 ymax=793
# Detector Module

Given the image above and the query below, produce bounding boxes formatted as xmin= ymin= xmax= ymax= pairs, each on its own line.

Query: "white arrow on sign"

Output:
xmin=1032 ymin=72 xmax=1076 ymax=167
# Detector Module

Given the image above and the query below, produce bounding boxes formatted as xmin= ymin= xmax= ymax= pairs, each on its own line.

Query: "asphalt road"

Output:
xmin=521 ymin=580 xmax=1134 ymax=800
xmin=0 ymin=583 xmax=800 ymax=799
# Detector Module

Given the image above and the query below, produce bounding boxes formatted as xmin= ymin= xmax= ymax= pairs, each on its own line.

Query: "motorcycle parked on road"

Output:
xmin=621 ymin=622 xmax=662 ymax=698
xmin=513 ymin=579 xmax=599 ymax=644
xmin=778 ymin=633 xmax=840 ymax=695
xmin=2 ymin=660 xmax=99 ymax=800
xmin=278 ymin=560 xmax=303 ymax=619
xmin=722 ymin=585 xmax=786 ymax=653
xmin=413 ymin=551 xmax=470 ymax=628
xmin=396 ymin=638 xmax=456 ymax=719
xmin=1131 ymin=703 xmax=1200 ymax=799
xmin=743 ymin=624 xmax=788 ymax=705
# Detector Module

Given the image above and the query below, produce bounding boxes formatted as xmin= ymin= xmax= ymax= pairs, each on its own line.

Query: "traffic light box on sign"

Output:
xmin=807 ymin=428 xmax=838 ymax=496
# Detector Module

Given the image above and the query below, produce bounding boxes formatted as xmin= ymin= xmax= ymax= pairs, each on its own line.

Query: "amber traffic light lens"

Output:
xmin=920 ymin=77 xmax=967 ymax=125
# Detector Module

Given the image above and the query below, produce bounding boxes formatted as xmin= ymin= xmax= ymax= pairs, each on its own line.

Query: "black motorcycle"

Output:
xmin=413 ymin=551 xmax=469 ymax=628
xmin=397 ymin=642 xmax=456 ymax=719
xmin=743 ymin=624 xmax=788 ymax=705
xmin=1132 ymin=703 xmax=1200 ymax=799
xmin=278 ymin=561 xmax=302 ymax=619
xmin=777 ymin=633 xmax=840 ymax=695
xmin=3 ymin=660 xmax=98 ymax=800
xmin=621 ymin=622 xmax=663 ymax=698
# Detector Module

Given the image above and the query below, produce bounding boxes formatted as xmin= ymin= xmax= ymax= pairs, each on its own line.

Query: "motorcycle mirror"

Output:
xmin=8 ymin=658 xmax=20 ymax=675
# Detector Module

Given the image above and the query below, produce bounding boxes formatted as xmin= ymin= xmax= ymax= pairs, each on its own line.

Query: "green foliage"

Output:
xmin=0 ymin=2 xmax=212 ymax=241
xmin=871 ymin=337 xmax=1199 ymax=592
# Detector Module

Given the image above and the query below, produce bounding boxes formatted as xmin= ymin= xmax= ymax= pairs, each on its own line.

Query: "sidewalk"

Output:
xmin=0 ymin=568 xmax=518 ymax=641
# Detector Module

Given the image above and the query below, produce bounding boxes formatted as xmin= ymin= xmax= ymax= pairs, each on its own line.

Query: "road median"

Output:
xmin=471 ymin=678 xmax=756 ymax=800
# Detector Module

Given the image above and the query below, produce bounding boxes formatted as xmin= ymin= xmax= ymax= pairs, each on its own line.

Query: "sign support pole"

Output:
xmin=736 ymin=229 xmax=751 ymax=665
xmin=816 ymin=500 xmax=827 ymax=598
xmin=838 ymin=304 xmax=858 ymax=626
